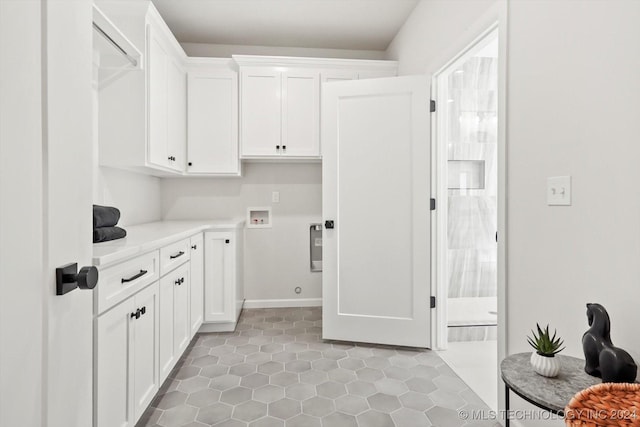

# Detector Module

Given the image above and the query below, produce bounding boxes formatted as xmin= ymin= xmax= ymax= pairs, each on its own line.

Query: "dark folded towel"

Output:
xmin=93 ymin=204 xmax=121 ymax=229
xmin=93 ymin=226 xmax=127 ymax=243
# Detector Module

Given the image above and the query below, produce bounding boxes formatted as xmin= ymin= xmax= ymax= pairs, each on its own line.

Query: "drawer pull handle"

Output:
xmin=140 ymin=306 xmax=146 ymax=316
xmin=174 ymin=277 xmax=185 ymax=286
xmin=169 ymin=251 xmax=185 ymax=259
xmin=121 ymin=269 xmax=148 ymax=283
xmin=191 ymin=244 xmax=197 ymax=250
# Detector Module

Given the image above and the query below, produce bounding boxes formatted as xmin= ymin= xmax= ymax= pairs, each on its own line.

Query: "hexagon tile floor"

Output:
xmin=137 ymin=307 xmax=500 ymax=427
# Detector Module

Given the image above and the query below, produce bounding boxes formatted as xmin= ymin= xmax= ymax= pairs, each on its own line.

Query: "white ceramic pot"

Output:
xmin=530 ymin=352 xmax=560 ymax=377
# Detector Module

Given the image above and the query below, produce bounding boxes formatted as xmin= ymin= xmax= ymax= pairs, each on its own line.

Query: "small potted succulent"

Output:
xmin=527 ymin=323 xmax=565 ymax=377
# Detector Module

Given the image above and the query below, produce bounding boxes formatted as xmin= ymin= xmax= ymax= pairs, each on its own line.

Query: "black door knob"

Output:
xmin=56 ymin=263 xmax=99 ymax=295
xmin=325 ymin=220 xmax=335 ymax=229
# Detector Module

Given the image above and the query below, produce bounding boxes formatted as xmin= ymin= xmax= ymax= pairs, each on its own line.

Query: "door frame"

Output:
xmin=432 ymin=25 xmax=499 ymax=350
xmin=427 ymin=1 xmax=508 ymax=412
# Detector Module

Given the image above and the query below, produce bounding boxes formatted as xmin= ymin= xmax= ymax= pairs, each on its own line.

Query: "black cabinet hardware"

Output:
xmin=169 ymin=251 xmax=185 ymax=259
xmin=131 ymin=309 xmax=141 ymax=320
xmin=121 ymin=269 xmax=148 ymax=283
xmin=324 ymin=220 xmax=335 ymax=229
xmin=141 ymin=306 xmax=146 ymax=315
xmin=188 ymin=162 xmax=192 ymax=166
xmin=282 ymin=145 xmax=286 ymax=150
xmin=191 ymin=245 xmax=197 ymax=250
xmin=276 ymin=145 xmax=280 ymax=150
xmin=174 ymin=277 xmax=185 ymax=286
xmin=56 ymin=263 xmax=99 ymax=295
xmin=225 ymin=239 xmax=230 ymax=244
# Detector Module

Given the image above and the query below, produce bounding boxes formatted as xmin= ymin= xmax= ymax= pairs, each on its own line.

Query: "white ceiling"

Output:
xmin=150 ymin=0 xmax=420 ymax=51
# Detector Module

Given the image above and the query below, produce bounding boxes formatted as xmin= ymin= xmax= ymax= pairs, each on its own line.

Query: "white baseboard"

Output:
xmin=243 ymin=298 xmax=322 ymax=309
xmin=199 ymin=322 xmax=237 ymax=333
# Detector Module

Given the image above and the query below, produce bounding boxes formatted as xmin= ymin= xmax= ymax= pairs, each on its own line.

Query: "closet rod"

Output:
xmin=93 ymin=22 xmax=138 ymax=67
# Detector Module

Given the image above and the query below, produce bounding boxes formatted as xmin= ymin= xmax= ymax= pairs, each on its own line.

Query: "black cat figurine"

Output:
xmin=582 ymin=303 xmax=637 ymax=383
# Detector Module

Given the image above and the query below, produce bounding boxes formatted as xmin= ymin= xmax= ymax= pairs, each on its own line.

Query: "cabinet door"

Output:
xmin=282 ymin=70 xmax=320 ymax=157
xmin=358 ymin=69 xmax=397 ymax=79
xmin=95 ymin=298 xmax=136 ymax=427
xmin=204 ymin=231 xmax=235 ymax=322
xmin=189 ymin=234 xmax=204 ymax=337
xmin=240 ymin=69 xmax=281 ymax=156
xmin=173 ymin=263 xmax=191 ymax=356
xmin=167 ymin=58 xmax=186 ymax=172
xmin=147 ymin=25 xmax=169 ymax=169
xmin=158 ymin=272 xmax=175 ymax=382
xmin=321 ymin=70 xmax=358 ymax=84
xmin=187 ymin=71 xmax=239 ymax=174
xmin=132 ymin=282 xmax=159 ymax=422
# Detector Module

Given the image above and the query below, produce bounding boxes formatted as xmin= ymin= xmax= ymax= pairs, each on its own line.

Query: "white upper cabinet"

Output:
xmin=282 ymin=70 xmax=320 ymax=157
xmin=321 ymin=69 xmax=359 ymax=84
xmin=146 ymin=14 xmax=186 ymax=173
xmin=146 ymin=24 xmax=169 ymax=168
xmin=240 ymin=68 xmax=320 ymax=158
xmin=235 ymin=56 xmax=397 ymax=160
xmin=96 ymin=1 xmax=187 ymax=176
xmin=166 ymin=57 xmax=187 ymax=171
xmin=96 ymin=6 xmax=398 ymax=172
xmin=240 ymin=67 xmax=283 ymax=157
xmin=187 ymin=59 xmax=240 ymax=175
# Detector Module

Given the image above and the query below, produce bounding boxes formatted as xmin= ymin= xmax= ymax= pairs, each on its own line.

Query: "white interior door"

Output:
xmin=3 ymin=2 xmax=95 ymax=426
xmin=322 ymin=75 xmax=431 ymax=348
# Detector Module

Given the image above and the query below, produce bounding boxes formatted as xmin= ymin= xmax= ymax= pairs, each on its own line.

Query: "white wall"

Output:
xmin=181 ymin=42 xmax=385 ymax=60
xmin=92 ymin=86 xmax=162 ymax=227
xmin=385 ymin=0 xmax=497 ymax=75
xmin=505 ymin=2 xmax=640 ymax=424
xmin=388 ymin=0 xmax=640 ymax=425
xmin=162 ymin=163 xmax=322 ymax=302
xmin=95 ymin=167 xmax=162 ymax=227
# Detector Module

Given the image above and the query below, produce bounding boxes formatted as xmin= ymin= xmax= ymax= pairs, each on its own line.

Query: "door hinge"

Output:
xmin=430 ymin=100 xmax=436 ymax=113
xmin=430 ymin=198 xmax=436 ymax=211
xmin=430 ymin=296 xmax=436 ymax=309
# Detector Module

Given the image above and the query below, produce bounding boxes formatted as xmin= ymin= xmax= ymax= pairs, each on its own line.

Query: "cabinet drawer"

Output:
xmin=160 ymin=238 xmax=191 ymax=276
xmin=96 ymin=251 xmax=159 ymax=315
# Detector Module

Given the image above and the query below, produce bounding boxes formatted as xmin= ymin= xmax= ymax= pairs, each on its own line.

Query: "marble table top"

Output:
xmin=501 ymin=352 xmax=602 ymax=413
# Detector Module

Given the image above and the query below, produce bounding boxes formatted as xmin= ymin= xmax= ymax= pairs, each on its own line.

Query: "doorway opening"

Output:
xmin=433 ymin=27 xmax=499 ymax=410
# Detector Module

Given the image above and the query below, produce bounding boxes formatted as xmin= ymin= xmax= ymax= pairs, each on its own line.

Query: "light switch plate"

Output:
xmin=547 ymin=176 xmax=571 ymax=206
xmin=272 ymin=191 xmax=280 ymax=203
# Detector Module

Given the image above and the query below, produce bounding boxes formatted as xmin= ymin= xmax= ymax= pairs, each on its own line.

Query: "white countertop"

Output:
xmin=93 ymin=220 xmax=244 ymax=267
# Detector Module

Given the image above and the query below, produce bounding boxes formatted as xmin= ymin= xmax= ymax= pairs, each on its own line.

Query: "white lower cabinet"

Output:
xmin=203 ymin=229 xmax=244 ymax=330
xmin=95 ymin=282 xmax=159 ymax=427
xmin=94 ymin=226 xmax=240 ymax=426
xmin=190 ymin=233 xmax=204 ymax=336
xmin=159 ymin=262 xmax=190 ymax=382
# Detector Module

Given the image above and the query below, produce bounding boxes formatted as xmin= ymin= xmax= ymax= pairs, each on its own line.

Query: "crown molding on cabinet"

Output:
xmin=232 ymin=54 xmax=398 ymax=71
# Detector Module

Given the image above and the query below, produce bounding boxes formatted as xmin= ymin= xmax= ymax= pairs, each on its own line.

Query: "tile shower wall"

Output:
xmin=447 ymin=56 xmax=498 ymax=300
